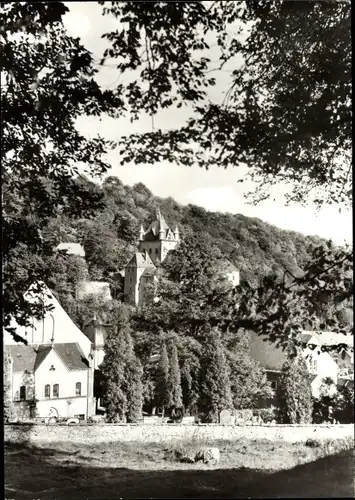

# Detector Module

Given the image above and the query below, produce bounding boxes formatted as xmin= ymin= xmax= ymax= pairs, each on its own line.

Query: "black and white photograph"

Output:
xmin=2 ymin=1 xmax=353 ymax=498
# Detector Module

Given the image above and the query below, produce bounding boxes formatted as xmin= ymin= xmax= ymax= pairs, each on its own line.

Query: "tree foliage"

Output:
xmin=4 ymin=347 xmax=15 ymax=422
xmin=198 ymin=331 xmax=233 ymax=423
xmin=277 ymin=357 xmax=313 ymax=424
xmin=102 ymin=312 xmax=143 ymax=422
xmin=101 ymin=1 xmax=351 ymax=207
xmin=155 ymin=342 xmax=170 ymax=415
xmin=1 ymin=1 xmax=120 ymax=340
xmin=167 ymin=343 xmax=183 ymax=409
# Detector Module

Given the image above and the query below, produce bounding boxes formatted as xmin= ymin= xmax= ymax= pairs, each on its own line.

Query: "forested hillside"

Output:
xmin=43 ymin=175 xmax=333 ymax=295
xmin=7 ymin=173 xmax=351 ymax=338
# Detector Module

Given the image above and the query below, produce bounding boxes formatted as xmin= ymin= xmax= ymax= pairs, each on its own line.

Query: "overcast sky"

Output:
xmin=63 ymin=2 xmax=352 ymax=246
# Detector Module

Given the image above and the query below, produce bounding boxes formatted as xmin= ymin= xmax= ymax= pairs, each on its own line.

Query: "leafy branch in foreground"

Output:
xmin=1 ymin=2 xmax=122 ymax=340
xmin=101 ymin=1 xmax=351 ymax=207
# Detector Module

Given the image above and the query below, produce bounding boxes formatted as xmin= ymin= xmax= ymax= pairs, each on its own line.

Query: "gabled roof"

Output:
xmin=34 ymin=345 xmax=52 ymax=371
xmin=125 ymin=251 xmax=156 ymax=269
xmin=55 ymin=242 xmax=85 ymax=257
xmin=248 ymin=332 xmax=289 ymax=372
xmin=53 ymin=343 xmax=89 ymax=370
xmin=8 ymin=343 xmax=89 ymax=372
xmin=300 ymin=332 xmax=318 ymax=345
xmin=142 ymin=210 xmax=176 ymax=241
xmin=7 ymin=345 xmax=38 ymax=372
xmin=4 ymin=281 xmax=93 ymax=360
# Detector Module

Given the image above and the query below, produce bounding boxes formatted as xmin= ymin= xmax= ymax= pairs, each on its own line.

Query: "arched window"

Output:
xmin=53 ymin=384 xmax=59 ymax=398
xmin=44 ymin=384 xmax=50 ymax=398
xmin=75 ymin=382 xmax=81 ymax=396
xmin=19 ymin=386 xmax=26 ymax=401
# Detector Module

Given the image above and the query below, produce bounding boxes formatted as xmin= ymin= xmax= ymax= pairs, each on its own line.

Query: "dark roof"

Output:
xmin=300 ymin=333 xmax=314 ymax=344
xmin=8 ymin=345 xmax=38 ymax=372
xmin=52 ymin=343 xmax=89 ymax=370
xmin=125 ymin=251 xmax=156 ymax=269
xmin=8 ymin=343 xmax=89 ymax=372
xmin=248 ymin=332 xmax=289 ymax=371
xmin=34 ymin=345 xmax=52 ymax=371
xmin=142 ymin=210 xmax=175 ymax=241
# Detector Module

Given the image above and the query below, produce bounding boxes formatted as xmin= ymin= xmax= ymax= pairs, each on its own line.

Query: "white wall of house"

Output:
xmin=34 ymin=349 xmax=90 ymax=401
xmin=36 ymin=396 xmax=90 ymax=419
xmin=4 ymin=284 xmax=92 ymax=359
xmin=302 ymin=336 xmax=339 ymax=398
xmin=35 ymin=349 xmax=94 ymax=418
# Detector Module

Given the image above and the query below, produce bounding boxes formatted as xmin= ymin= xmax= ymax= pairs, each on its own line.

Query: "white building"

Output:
xmin=4 ymin=282 xmax=95 ymax=421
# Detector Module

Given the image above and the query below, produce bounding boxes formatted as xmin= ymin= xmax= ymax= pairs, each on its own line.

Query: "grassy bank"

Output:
xmin=5 ymin=437 xmax=354 ymax=498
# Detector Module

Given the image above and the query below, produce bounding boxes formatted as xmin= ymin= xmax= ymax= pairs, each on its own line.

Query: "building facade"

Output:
xmin=123 ymin=210 xmax=179 ymax=306
xmin=4 ymin=282 xmax=96 ymax=421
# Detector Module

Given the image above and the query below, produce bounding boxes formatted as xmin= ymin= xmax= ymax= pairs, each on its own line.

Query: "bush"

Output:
xmin=253 ymin=407 xmax=277 ymax=423
xmin=333 ymin=385 xmax=354 ymax=424
xmin=305 ymin=438 xmax=321 ymax=448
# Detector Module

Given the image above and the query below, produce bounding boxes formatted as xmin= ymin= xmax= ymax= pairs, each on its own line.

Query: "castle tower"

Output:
xmin=123 ymin=211 xmax=180 ymax=306
xmin=138 ymin=210 xmax=179 ymax=265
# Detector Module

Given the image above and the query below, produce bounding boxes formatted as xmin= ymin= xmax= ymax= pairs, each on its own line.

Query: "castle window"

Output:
xmin=53 ymin=384 xmax=59 ymax=398
xmin=75 ymin=382 xmax=81 ymax=396
xmin=149 ymin=248 xmax=152 ymax=254
xmin=19 ymin=385 xmax=26 ymax=401
xmin=155 ymin=248 xmax=158 ymax=255
xmin=45 ymin=384 xmax=50 ymax=398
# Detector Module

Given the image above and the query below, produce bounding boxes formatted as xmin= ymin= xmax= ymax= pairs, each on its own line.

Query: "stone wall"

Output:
xmin=5 ymin=423 xmax=354 ymax=445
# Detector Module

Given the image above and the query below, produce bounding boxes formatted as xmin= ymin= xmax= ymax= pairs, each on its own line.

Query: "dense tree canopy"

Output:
xmin=101 ymin=0 xmax=351 ymax=207
xmin=1 ymin=2 xmax=120 ymax=340
xmin=2 ymin=1 xmax=352 ymax=363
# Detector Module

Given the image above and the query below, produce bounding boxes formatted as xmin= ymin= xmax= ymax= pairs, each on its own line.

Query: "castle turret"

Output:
xmin=139 ymin=225 xmax=145 ymax=241
xmin=173 ymin=226 xmax=180 ymax=242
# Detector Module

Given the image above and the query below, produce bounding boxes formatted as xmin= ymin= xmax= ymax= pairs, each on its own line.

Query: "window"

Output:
xmin=271 ymin=381 xmax=277 ymax=391
xmin=45 ymin=384 xmax=50 ymax=398
xmin=149 ymin=248 xmax=152 ymax=254
xmin=155 ymin=248 xmax=158 ymax=255
xmin=309 ymin=358 xmax=317 ymax=372
xmin=76 ymin=382 xmax=82 ymax=396
xmin=19 ymin=386 xmax=26 ymax=401
xmin=53 ymin=384 xmax=59 ymax=398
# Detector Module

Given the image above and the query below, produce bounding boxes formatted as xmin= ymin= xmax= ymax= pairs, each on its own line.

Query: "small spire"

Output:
xmin=139 ymin=225 xmax=145 ymax=241
xmin=173 ymin=225 xmax=180 ymax=241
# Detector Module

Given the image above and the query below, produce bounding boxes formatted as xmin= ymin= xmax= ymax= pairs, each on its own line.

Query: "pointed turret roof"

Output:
xmin=125 ymin=251 xmax=156 ymax=269
xmin=142 ymin=209 xmax=175 ymax=241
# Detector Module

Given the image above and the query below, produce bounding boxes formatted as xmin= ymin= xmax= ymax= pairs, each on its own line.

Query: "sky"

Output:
xmin=63 ymin=2 xmax=352 ymax=246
